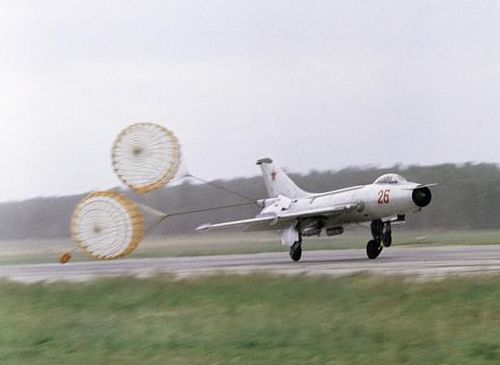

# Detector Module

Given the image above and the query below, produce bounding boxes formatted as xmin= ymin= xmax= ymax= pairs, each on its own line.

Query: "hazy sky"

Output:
xmin=1 ymin=0 xmax=500 ymax=201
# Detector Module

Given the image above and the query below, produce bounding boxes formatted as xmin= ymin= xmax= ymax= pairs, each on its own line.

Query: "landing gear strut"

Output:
xmin=289 ymin=226 xmax=303 ymax=262
xmin=382 ymin=222 xmax=392 ymax=247
xmin=366 ymin=220 xmax=392 ymax=259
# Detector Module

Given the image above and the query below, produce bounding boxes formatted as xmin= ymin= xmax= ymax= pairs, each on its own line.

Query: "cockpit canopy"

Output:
xmin=374 ymin=174 xmax=408 ymax=185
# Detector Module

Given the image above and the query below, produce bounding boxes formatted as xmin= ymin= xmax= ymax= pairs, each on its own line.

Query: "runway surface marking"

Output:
xmin=2 ymin=245 xmax=500 ymax=283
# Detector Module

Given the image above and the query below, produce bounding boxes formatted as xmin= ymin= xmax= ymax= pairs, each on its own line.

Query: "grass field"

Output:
xmin=2 ymin=274 xmax=500 ymax=364
xmin=2 ymin=229 xmax=500 ymax=265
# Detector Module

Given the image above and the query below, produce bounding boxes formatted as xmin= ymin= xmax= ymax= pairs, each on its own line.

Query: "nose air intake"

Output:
xmin=412 ymin=187 xmax=432 ymax=208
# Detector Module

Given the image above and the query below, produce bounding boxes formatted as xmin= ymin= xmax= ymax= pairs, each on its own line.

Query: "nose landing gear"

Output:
xmin=382 ymin=223 xmax=392 ymax=247
xmin=366 ymin=239 xmax=383 ymax=259
xmin=366 ymin=220 xmax=392 ymax=259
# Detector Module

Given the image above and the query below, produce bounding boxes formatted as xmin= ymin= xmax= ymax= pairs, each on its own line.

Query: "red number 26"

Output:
xmin=378 ymin=190 xmax=390 ymax=204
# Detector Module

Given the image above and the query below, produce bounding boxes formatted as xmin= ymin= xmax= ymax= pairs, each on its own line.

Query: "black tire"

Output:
xmin=366 ymin=240 xmax=383 ymax=259
xmin=382 ymin=231 xmax=392 ymax=247
xmin=290 ymin=243 xmax=302 ymax=262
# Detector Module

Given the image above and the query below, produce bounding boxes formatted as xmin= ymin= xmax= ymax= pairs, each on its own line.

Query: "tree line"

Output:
xmin=0 ymin=162 xmax=499 ymax=240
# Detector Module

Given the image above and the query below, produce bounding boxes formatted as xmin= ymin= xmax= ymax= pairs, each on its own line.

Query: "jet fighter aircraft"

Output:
xmin=197 ymin=158 xmax=435 ymax=262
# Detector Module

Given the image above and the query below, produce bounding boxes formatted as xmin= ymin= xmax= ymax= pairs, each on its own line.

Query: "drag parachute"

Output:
xmin=70 ymin=191 xmax=144 ymax=260
xmin=112 ymin=123 xmax=181 ymax=194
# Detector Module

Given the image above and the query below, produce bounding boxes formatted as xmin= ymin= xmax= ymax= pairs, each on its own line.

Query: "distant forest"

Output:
xmin=1 ymin=163 xmax=500 ymax=240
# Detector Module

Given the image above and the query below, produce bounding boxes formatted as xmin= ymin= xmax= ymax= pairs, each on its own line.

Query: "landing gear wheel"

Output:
xmin=366 ymin=240 xmax=383 ymax=259
xmin=382 ymin=230 xmax=392 ymax=247
xmin=290 ymin=242 xmax=302 ymax=262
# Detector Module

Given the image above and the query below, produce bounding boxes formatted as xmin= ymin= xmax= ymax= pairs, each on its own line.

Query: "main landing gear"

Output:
xmin=290 ymin=240 xmax=302 ymax=262
xmin=289 ymin=226 xmax=303 ymax=262
xmin=287 ymin=222 xmax=303 ymax=262
xmin=366 ymin=220 xmax=392 ymax=259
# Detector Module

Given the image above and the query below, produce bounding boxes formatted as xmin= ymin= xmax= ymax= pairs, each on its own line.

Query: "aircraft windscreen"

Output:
xmin=374 ymin=174 xmax=408 ymax=184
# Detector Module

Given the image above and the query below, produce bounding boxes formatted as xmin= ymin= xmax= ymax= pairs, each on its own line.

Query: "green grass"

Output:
xmin=2 ymin=274 xmax=500 ymax=364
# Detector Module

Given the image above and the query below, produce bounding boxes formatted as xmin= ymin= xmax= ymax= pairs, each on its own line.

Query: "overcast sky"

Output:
xmin=1 ymin=0 xmax=500 ymax=201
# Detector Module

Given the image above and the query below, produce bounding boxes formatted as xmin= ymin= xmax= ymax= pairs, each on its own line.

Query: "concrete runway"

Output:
xmin=2 ymin=245 xmax=500 ymax=283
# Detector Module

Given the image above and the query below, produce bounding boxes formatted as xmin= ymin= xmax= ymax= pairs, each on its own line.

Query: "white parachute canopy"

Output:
xmin=112 ymin=123 xmax=181 ymax=194
xmin=69 ymin=191 xmax=166 ymax=261
xmin=71 ymin=191 xmax=143 ymax=260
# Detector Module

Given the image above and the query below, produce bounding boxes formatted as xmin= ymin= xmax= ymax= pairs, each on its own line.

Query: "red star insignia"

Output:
xmin=271 ymin=170 xmax=277 ymax=181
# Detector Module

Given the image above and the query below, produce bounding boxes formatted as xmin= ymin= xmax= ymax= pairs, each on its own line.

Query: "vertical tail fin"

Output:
xmin=256 ymin=158 xmax=309 ymax=198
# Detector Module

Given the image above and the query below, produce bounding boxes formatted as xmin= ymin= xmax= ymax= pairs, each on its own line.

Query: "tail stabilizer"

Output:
xmin=256 ymin=158 xmax=309 ymax=198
